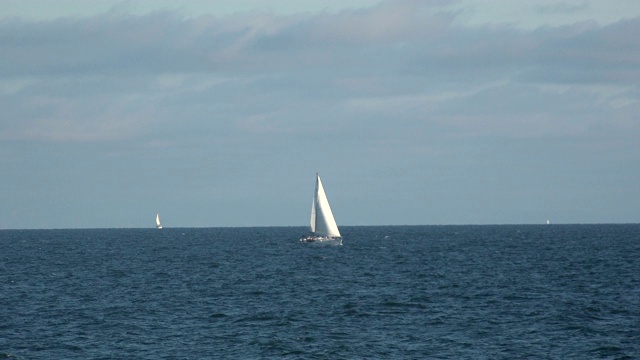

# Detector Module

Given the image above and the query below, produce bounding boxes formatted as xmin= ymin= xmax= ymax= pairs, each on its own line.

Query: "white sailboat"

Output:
xmin=301 ymin=173 xmax=342 ymax=244
xmin=156 ymin=212 xmax=163 ymax=229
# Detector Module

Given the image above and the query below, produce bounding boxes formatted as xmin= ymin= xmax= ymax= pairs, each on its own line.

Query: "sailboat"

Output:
xmin=156 ymin=212 xmax=163 ymax=229
xmin=300 ymin=173 xmax=342 ymax=244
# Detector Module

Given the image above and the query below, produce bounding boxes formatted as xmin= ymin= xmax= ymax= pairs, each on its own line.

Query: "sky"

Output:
xmin=1 ymin=0 xmax=639 ymax=228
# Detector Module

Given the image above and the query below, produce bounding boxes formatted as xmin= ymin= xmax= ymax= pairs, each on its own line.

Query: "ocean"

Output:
xmin=1 ymin=225 xmax=638 ymax=359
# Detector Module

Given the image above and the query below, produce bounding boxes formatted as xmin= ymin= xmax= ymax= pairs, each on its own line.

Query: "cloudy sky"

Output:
xmin=1 ymin=0 xmax=639 ymax=228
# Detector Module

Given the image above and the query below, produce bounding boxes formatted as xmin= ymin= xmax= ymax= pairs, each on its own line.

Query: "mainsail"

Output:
xmin=156 ymin=212 xmax=163 ymax=229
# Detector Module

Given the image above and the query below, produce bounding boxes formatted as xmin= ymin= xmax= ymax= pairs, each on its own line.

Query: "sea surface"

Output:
xmin=1 ymin=225 xmax=639 ymax=359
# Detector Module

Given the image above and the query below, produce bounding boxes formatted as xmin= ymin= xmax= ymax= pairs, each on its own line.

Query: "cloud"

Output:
xmin=2 ymin=3 xmax=638 ymax=78
xmin=0 ymin=2 xmax=638 ymax=145
xmin=536 ymin=2 xmax=589 ymax=15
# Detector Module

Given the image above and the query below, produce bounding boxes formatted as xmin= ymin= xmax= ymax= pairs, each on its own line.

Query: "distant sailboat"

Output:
xmin=301 ymin=173 xmax=342 ymax=244
xmin=546 ymin=219 xmax=550 ymax=225
xmin=156 ymin=212 xmax=163 ymax=229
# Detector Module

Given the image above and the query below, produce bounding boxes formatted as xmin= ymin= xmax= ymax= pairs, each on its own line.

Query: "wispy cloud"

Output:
xmin=536 ymin=2 xmax=589 ymax=15
xmin=1 ymin=3 xmax=638 ymax=144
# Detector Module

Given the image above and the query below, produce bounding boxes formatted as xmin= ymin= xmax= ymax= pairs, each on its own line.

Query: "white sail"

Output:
xmin=311 ymin=174 xmax=340 ymax=238
xmin=156 ymin=212 xmax=163 ymax=229
xmin=309 ymin=195 xmax=317 ymax=233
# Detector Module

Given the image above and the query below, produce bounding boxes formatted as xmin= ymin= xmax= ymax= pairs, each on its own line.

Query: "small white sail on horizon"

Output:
xmin=301 ymin=173 xmax=342 ymax=244
xmin=156 ymin=212 xmax=163 ymax=229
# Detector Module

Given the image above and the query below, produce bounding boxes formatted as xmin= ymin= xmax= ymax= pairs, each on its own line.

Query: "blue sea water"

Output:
xmin=1 ymin=225 xmax=639 ymax=359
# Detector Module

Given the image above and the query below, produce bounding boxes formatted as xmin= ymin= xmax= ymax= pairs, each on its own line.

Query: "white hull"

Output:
xmin=300 ymin=235 xmax=342 ymax=245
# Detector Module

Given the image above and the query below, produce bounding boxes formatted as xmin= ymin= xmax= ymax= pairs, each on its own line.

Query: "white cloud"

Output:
xmin=452 ymin=0 xmax=640 ymax=29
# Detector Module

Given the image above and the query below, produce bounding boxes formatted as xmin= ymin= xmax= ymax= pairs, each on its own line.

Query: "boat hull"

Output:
xmin=300 ymin=235 xmax=342 ymax=245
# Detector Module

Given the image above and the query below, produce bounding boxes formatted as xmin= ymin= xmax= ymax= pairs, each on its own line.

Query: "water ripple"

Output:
xmin=0 ymin=225 xmax=638 ymax=359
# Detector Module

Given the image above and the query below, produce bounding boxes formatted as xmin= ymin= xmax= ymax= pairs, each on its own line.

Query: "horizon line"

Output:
xmin=1 ymin=222 xmax=639 ymax=231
